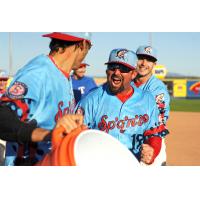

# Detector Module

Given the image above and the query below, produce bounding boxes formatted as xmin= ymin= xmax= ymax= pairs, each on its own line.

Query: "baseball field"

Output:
xmin=166 ymin=99 xmax=200 ymax=166
xmin=170 ymin=98 xmax=200 ymax=112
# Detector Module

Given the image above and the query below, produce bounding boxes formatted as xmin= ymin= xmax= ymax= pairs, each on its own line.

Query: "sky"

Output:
xmin=0 ymin=32 xmax=200 ymax=78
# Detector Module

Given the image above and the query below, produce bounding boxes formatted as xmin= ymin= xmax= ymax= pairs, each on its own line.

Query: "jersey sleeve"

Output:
xmin=144 ymin=125 xmax=169 ymax=141
xmin=154 ymin=86 xmax=170 ymax=125
xmin=1 ymin=69 xmax=44 ymax=122
xmin=144 ymin=102 xmax=169 ymax=140
xmin=142 ymin=96 xmax=169 ymax=164
xmin=7 ymin=69 xmax=44 ymax=100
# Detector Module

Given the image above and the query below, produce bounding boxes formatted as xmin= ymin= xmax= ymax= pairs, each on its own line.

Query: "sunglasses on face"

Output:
xmin=107 ymin=64 xmax=132 ymax=73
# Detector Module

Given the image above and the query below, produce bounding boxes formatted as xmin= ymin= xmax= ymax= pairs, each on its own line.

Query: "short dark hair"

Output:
xmin=49 ymin=39 xmax=81 ymax=53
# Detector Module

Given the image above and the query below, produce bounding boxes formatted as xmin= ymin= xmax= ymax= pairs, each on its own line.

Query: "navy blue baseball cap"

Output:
xmin=43 ymin=32 xmax=92 ymax=44
xmin=136 ymin=45 xmax=157 ymax=61
xmin=105 ymin=48 xmax=137 ymax=70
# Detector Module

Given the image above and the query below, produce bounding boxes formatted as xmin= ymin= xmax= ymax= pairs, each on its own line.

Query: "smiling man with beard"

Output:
xmin=76 ymin=48 xmax=169 ymax=166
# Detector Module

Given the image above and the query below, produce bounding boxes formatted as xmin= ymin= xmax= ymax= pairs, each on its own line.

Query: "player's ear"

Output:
xmin=131 ymin=69 xmax=138 ymax=79
xmin=57 ymin=47 xmax=66 ymax=54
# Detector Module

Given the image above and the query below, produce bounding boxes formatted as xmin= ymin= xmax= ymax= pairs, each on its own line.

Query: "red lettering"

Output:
xmin=97 ymin=114 xmax=149 ymax=133
xmin=54 ymin=100 xmax=75 ymax=122
xmin=108 ymin=121 xmax=115 ymax=130
xmin=98 ymin=115 xmax=109 ymax=132
xmin=117 ymin=120 xmax=125 ymax=133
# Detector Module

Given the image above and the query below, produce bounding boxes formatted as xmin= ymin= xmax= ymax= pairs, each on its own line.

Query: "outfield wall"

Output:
xmin=94 ymin=77 xmax=200 ymax=98
xmin=163 ymin=79 xmax=200 ymax=98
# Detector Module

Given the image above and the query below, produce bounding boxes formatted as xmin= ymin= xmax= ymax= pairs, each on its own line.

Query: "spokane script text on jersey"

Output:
xmin=55 ymin=100 xmax=76 ymax=121
xmin=98 ymin=114 xmax=149 ymax=133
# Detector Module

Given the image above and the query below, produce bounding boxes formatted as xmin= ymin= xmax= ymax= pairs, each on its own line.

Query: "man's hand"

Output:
xmin=140 ymin=144 xmax=154 ymax=164
xmin=31 ymin=114 xmax=86 ymax=142
xmin=55 ymin=114 xmax=85 ymax=134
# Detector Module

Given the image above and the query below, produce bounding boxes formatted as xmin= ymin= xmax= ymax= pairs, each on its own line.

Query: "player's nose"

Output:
xmin=113 ymin=68 xmax=121 ymax=75
xmin=141 ymin=59 xmax=148 ymax=65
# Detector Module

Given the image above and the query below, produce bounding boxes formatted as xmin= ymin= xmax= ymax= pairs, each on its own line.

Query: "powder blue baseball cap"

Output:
xmin=105 ymin=48 xmax=137 ymax=70
xmin=136 ymin=45 xmax=157 ymax=61
xmin=43 ymin=32 xmax=92 ymax=44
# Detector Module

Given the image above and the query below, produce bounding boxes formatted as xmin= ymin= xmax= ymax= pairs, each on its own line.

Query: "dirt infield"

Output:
xmin=166 ymin=111 xmax=200 ymax=166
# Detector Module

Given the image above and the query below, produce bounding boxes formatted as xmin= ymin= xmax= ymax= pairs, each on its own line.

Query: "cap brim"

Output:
xmin=42 ymin=32 xmax=91 ymax=44
xmin=105 ymin=61 xmax=135 ymax=70
xmin=137 ymin=54 xmax=157 ymax=62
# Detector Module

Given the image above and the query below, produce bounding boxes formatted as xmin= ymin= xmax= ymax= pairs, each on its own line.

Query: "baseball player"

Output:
xmin=133 ymin=45 xmax=170 ymax=165
xmin=71 ymin=63 xmax=97 ymax=103
xmin=0 ymin=32 xmax=91 ymax=165
xmin=0 ymin=70 xmax=9 ymax=97
xmin=76 ymin=48 xmax=169 ymax=165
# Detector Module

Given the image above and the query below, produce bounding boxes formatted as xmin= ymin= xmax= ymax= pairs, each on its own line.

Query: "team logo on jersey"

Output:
xmin=116 ymin=49 xmax=128 ymax=60
xmin=7 ymin=81 xmax=28 ymax=99
xmin=144 ymin=46 xmax=152 ymax=54
xmin=98 ymin=114 xmax=149 ymax=133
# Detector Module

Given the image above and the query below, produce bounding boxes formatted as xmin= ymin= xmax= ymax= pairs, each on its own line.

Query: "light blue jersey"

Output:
xmin=76 ymin=84 xmax=168 ymax=161
xmin=4 ymin=54 xmax=75 ymax=165
xmin=133 ymin=75 xmax=170 ymax=125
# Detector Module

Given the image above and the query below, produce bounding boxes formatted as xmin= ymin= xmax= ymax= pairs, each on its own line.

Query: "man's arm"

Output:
xmin=0 ymin=104 xmax=85 ymax=143
xmin=0 ymin=104 xmax=37 ymax=143
xmin=141 ymin=93 xmax=169 ymax=165
xmin=31 ymin=114 xmax=85 ymax=142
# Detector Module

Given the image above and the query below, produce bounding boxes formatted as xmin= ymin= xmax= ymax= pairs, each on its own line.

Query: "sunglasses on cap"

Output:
xmin=107 ymin=64 xmax=132 ymax=73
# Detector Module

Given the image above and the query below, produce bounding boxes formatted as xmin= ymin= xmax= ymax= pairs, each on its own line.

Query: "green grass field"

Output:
xmin=170 ymin=98 xmax=200 ymax=112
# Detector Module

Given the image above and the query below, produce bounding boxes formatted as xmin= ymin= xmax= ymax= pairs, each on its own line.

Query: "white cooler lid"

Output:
xmin=74 ymin=129 xmax=139 ymax=166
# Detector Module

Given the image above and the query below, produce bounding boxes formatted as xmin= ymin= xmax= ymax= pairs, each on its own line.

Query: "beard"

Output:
xmin=107 ymin=74 xmax=125 ymax=95
xmin=108 ymin=84 xmax=124 ymax=95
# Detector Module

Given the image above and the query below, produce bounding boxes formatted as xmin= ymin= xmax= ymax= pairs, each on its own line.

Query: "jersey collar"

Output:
xmin=116 ymin=86 xmax=134 ymax=103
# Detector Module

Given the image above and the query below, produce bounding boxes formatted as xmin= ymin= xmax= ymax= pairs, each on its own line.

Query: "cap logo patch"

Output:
xmin=144 ymin=46 xmax=152 ymax=54
xmin=7 ymin=81 xmax=28 ymax=99
xmin=116 ymin=49 xmax=128 ymax=60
